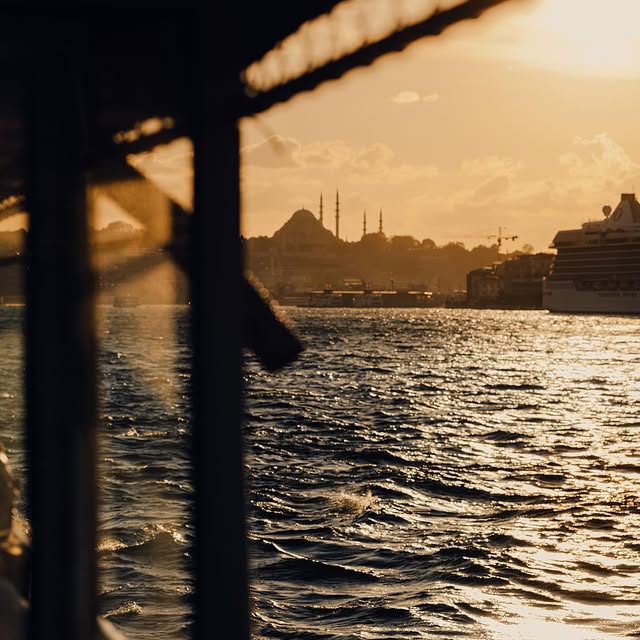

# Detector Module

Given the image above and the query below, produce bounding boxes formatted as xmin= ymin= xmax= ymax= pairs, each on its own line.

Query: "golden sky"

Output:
xmin=8 ymin=0 xmax=634 ymax=253
xmin=240 ymin=0 xmax=640 ymax=252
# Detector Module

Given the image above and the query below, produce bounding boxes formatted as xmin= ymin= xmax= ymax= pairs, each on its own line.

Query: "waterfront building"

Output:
xmin=502 ymin=252 xmax=554 ymax=304
xmin=466 ymin=253 xmax=554 ymax=308
xmin=467 ymin=265 xmax=501 ymax=303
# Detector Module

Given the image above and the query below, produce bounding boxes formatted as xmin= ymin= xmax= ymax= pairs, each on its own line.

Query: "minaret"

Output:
xmin=362 ymin=210 xmax=367 ymax=238
xmin=379 ymin=209 xmax=383 ymax=234
xmin=319 ymin=193 xmax=324 ymax=226
xmin=335 ymin=190 xmax=340 ymax=240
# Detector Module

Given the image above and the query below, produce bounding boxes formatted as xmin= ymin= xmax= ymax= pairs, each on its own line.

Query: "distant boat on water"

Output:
xmin=113 ymin=295 xmax=140 ymax=308
xmin=299 ymin=289 xmax=438 ymax=308
xmin=543 ymin=193 xmax=640 ymax=314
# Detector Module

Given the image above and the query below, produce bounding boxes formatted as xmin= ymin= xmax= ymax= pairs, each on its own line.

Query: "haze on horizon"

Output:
xmin=6 ymin=0 xmax=640 ymax=254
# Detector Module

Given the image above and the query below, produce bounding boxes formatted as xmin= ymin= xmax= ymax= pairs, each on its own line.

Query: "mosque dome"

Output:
xmin=273 ymin=207 xmax=336 ymax=249
xmin=288 ymin=208 xmax=318 ymax=226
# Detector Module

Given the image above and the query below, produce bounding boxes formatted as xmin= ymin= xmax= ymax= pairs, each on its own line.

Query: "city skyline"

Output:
xmin=242 ymin=195 xmax=537 ymax=258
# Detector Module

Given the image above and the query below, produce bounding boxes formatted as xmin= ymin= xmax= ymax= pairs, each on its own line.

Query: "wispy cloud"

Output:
xmin=391 ymin=90 xmax=421 ymax=104
xmin=391 ymin=90 xmax=440 ymax=104
xmin=401 ymin=132 xmax=640 ymax=248
xmin=558 ymin=132 xmax=638 ymax=182
xmin=295 ymin=140 xmax=354 ymax=169
xmin=244 ymin=138 xmax=438 ymax=183
xmin=461 ymin=155 xmax=523 ymax=178
xmin=242 ymin=135 xmax=301 ymax=168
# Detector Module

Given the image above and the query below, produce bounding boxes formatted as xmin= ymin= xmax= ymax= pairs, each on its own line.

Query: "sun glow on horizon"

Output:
xmin=458 ymin=0 xmax=640 ymax=78
xmin=520 ymin=0 xmax=640 ymax=76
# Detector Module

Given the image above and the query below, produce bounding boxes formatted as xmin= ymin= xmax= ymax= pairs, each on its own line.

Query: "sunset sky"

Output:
xmin=14 ymin=0 xmax=637 ymax=254
xmin=239 ymin=0 xmax=640 ymax=252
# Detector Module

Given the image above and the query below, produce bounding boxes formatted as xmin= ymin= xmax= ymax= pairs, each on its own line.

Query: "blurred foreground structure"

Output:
xmin=0 ymin=1 xmax=513 ymax=638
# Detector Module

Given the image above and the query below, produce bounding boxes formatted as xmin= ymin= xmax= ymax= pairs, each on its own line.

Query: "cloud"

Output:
xmin=295 ymin=140 xmax=354 ymax=169
xmin=348 ymin=162 xmax=439 ymax=185
xmin=350 ymin=143 xmax=396 ymax=171
xmin=446 ymin=155 xmax=524 ymax=208
xmin=473 ymin=176 xmax=511 ymax=201
xmin=244 ymin=138 xmax=439 ymax=185
xmin=461 ymin=155 xmax=523 ymax=178
xmin=242 ymin=135 xmax=301 ymax=168
xmin=300 ymin=141 xmax=439 ymax=183
xmin=557 ymin=132 xmax=638 ymax=182
xmin=391 ymin=90 xmax=440 ymax=104
xmin=401 ymin=132 xmax=640 ymax=250
xmin=243 ymin=139 xmax=439 ymax=188
xmin=391 ymin=90 xmax=421 ymax=104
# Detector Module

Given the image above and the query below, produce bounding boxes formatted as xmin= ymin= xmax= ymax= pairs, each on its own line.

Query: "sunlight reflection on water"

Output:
xmin=246 ymin=308 xmax=640 ymax=639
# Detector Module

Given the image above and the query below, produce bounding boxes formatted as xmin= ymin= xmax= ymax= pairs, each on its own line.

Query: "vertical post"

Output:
xmin=24 ymin=23 xmax=96 ymax=639
xmin=190 ymin=9 xmax=249 ymax=640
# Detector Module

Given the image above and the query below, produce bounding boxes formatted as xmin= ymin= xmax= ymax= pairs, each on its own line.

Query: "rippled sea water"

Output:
xmin=1 ymin=306 xmax=640 ymax=639
xmin=247 ymin=308 xmax=640 ymax=640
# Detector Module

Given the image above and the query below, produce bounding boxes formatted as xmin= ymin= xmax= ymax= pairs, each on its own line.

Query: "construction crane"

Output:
xmin=488 ymin=226 xmax=518 ymax=252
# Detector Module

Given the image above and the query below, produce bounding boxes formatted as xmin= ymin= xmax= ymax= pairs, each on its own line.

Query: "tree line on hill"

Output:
xmin=244 ymin=232 xmax=540 ymax=297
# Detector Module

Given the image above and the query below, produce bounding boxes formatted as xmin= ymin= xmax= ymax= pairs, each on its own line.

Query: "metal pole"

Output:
xmin=190 ymin=10 xmax=249 ymax=640
xmin=24 ymin=22 xmax=97 ymax=640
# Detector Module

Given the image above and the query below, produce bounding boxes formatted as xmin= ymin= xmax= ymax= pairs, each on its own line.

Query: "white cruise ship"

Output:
xmin=543 ymin=193 xmax=640 ymax=313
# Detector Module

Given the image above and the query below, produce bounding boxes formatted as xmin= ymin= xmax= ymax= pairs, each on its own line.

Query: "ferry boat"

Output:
xmin=543 ymin=193 xmax=640 ymax=313
xmin=113 ymin=294 xmax=140 ymax=308
xmin=300 ymin=289 xmax=437 ymax=308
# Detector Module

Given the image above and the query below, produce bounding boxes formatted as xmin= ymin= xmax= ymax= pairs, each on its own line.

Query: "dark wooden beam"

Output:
xmin=23 ymin=22 xmax=97 ymax=640
xmin=189 ymin=8 xmax=249 ymax=640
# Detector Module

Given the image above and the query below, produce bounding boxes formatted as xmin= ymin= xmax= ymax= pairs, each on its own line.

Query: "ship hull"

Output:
xmin=543 ymin=280 xmax=640 ymax=314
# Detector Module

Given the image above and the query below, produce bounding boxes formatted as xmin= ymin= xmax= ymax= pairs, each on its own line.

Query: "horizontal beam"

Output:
xmin=240 ymin=0 xmax=512 ymax=117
